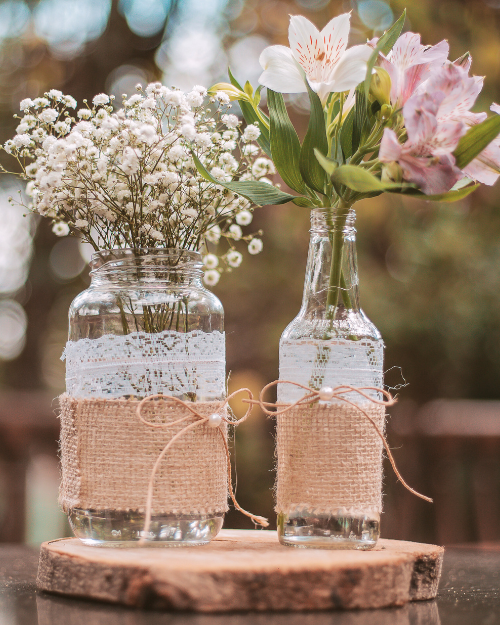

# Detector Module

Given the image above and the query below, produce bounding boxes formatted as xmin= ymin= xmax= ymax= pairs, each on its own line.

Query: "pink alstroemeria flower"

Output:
xmin=379 ymin=64 xmax=481 ymax=194
xmin=378 ymin=32 xmax=449 ymax=108
xmin=259 ymin=13 xmax=372 ymax=104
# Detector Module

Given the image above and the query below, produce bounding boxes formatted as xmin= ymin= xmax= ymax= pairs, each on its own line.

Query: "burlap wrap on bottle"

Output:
xmin=58 ymin=394 xmax=228 ymax=515
xmin=276 ymin=402 xmax=386 ymax=516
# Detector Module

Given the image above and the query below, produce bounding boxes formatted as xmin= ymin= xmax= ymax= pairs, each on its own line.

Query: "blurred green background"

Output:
xmin=0 ymin=0 xmax=500 ymax=546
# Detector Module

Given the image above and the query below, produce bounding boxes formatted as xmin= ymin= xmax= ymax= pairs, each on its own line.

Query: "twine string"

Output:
xmin=136 ymin=389 xmax=269 ymax=543
xmin=244 ymin=380 xmax=432 ymax=505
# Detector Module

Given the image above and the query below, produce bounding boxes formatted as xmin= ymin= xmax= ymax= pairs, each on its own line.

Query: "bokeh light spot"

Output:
xmin=358 ymin=0 xmax=394 ymax=31
xmin=106 ymin=64 xmax=149 ymax=102
xmin=0 ymin=0 xmax=30 ymax=41
xmin=229 ymin=35 xmax=270 ymax=87
xmin=0 ymin=299 xmax=27 ymax=360
xmin=34 ymin=0 xmax=111 ymax=58
xmin=49 ymin=238 xmax=86 ymax=282
xmin=118 ymin=0 xmax=170 ymax=37
xmin=0 ymin=185 xmax=35 ymax=295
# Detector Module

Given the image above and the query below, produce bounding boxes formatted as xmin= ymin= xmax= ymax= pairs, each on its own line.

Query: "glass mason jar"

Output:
xmin=277 ymin=207 xmax=384 ymax=549
xmin=62 ymin=248 xmax=226 ymax=545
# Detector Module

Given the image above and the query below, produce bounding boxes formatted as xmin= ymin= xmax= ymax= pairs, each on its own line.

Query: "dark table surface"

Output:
xmin=1 ymin=543 xmax=499 ymax=625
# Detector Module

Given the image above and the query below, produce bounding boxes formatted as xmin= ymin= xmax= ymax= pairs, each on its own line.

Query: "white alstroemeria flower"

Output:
xmin=259 ymin=13 xmax=372 ymax=104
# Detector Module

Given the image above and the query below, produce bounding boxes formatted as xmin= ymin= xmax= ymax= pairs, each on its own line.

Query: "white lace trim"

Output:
xmin=62 ymin=330 xmax=225 ymax=400
xmin=279 ymin=338 xmax=383 ymax=403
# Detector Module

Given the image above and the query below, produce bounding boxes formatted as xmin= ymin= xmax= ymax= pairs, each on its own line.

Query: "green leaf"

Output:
xmin=392 ymin=183 xmax=479 ymax=202
xmin=453 ymin=115 xmax=500 ymax=169
xmin=340 ymin=106 xmax=355 ymax=159
xmin=192 ymin=152 xmax=299 ymax=206
xmin=292 ymin=196 xmax=315 ymax=207
xmin=353 ymin=87 xmax=368 ymax=152
xmin=314 ymin=148 xmax=337 ymax=176
xmin=364 ymin=10 xmax=406 ymax=103
xmin=268 ymin=89 xmax=307 ymax=194
xmin=299 ymin=82 xmax=328 ymax=194
xmin=331 ymin=165 xmax=404 ymax=192
xmin=228 ymin=67 xmax=271 ymax=157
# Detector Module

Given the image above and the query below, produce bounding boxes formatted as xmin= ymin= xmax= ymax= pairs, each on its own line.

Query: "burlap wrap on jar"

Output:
xmin=58 ymin=394 xmax=229 ymax=515
xmin=275 ymin=402 xmax=386 ymax=516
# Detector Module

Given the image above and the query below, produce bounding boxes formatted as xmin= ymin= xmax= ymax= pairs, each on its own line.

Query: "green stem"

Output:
xmin=325 ymin=201 xmax=351 ymax=319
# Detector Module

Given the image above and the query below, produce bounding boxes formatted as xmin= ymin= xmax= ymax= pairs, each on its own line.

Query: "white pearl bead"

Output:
xmin=318 ymin=386 xmax=334 ymax=401
xmin=207 ymin=413 xmax=222 ymax=428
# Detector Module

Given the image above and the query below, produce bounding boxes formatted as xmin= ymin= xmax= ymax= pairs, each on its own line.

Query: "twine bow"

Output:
xmin=249 ymin=380 xmax=432 ymax=504
xmin=136 ymin=389 xmax=269 ymax=543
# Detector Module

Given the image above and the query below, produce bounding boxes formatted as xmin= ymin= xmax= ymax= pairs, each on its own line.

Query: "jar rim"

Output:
xmin=310 ymin=207 xmax=356 ymax=231
xmin=90 ymin=248 xmax=202 ymax=273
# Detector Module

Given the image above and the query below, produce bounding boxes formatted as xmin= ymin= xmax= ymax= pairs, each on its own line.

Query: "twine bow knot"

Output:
xmin=136 ymin=389 xmax=269 ymax=543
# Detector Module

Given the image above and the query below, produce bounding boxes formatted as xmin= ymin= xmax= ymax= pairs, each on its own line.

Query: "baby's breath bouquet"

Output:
xmin=2 ymin=83 xmax=278 ymax=286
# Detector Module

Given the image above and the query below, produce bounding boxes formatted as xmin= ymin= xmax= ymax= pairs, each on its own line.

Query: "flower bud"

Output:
xmin=380 ymin=103 xmax=393 ymax=120
xmin=370 ymin=67 xmax=392 ymax=106
xmin=207 ymin=83 xmax=247 ymax=102
xmin=381 ymin=161 xmax=403 ymax=184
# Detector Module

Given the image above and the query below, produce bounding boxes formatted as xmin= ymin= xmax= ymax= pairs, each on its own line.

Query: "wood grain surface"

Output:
xmin=36 ymin=530 xmax=443 ymax=612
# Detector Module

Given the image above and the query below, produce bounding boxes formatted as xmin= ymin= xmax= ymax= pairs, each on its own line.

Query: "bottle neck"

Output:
xmin=300 ymin=207 xmax=360 ymax=318
xmin=89 ymin=249 xmax=204 ymax=288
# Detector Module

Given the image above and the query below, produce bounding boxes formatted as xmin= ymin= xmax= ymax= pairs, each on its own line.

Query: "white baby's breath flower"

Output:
xmin=192 ymin=85 xmax=207 ymax=96
xmin=180 ymin=124 xmax=196 ymax=140
xmin=93 ymin=93 xmax=110 ymax=106
xmin=121 ymin=146 xmax=140 ymax=175
xmin=235 ymin=210 xmax=253 ymax=226
xmin=43 ymin=136 xmax=57 ymax=151
xmin=140 ymin=98 xmax=156 ymax=109
xmin=138 ymin=124 xmax=157 ymax=144
xmin=242 ymin=124 xmax=261 ymax=142
xmin=203 ymin=253 xmax=219 ymax=269
xmin=25 ymin=163 xmax=38 ymax=178
xmin=221 ymin=114 xmax=240 ymax=129
xmin=211 ymin=166 xmax=231 ymax=182
xmin=206 ymin=224 xmax=221 ymax=243
xmin=33 ymin=97 xmax=49 ymax=108
xmin=226 ymin=250 xmax=243 ymax=267
xmin=242 ymin=144 xmax=259 ymax=156
xmin=52 ymin=222 xmax=70 ymax=236
xmin=203 ymin=269 xmax=220 ymax=286
xmin=228 ymin=224 xmax=242 ymax=240
xmin=54 ymin=121 xmax=70 ymax=135
xmin=125 ymin=94 xmax=143 ymax=107
xmin=48 ymin=89 xmax=63 ymax=101
xmin=63 ymin=95 xmax=77 ymax=108
xmin=74 ymin=219 xmax=89 ymax=228
xmin=167 ymin=145 xmax=185 ymax=161
xmin=13 ymin=134 xmax=32 ymax=148
xmin=38 ymin=108 xmax=58 ymax=123
xmin=248 ymin=238 xmax=263 ymax=255
xmin=20 ymin=98 xmax=34 ymax=110
xmin=252 ymin=157 xmax=276 ymax=178
xmin=186 ymin=90 xmax=204 ymax=108
xmin=214 ymin=91 xmax=230 ymax=104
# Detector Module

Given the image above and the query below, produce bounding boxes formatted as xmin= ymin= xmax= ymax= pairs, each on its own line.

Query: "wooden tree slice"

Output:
xmin=37 ymin=530 xmax=443 ymax=612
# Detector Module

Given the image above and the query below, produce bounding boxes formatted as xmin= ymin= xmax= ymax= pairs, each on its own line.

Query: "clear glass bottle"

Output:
xmin=64 ymin=248 xmax=225 ymax=545
xmin=277 ymin=207 xmax=384 ymax=549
